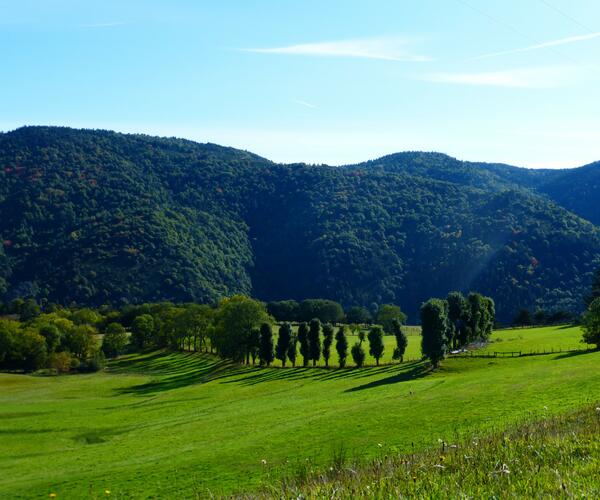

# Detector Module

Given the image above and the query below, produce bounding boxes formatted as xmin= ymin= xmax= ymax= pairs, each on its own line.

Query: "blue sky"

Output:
xmin=1 ymin=0 xmax=599 ymax=168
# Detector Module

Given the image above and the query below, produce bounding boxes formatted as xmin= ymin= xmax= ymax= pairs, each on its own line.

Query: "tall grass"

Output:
xmin=254 ymin=404 xmax=600 ymax=499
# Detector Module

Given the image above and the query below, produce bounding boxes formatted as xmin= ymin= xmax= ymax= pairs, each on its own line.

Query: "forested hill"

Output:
xmin=1 ymin=126 xmax=599 ymax=322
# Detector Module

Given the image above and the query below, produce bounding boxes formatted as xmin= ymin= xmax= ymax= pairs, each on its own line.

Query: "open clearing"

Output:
xmin=1 ymin=325 xmax=599 ymax=497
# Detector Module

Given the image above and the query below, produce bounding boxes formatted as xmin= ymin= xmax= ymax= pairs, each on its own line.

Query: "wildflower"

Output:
xmin=261 ymin=459 xmax=267 ymax=465
xmin=439 ymin=455 xmax=446 ymax=462
xmin=105 ymin=491 xmax=111 ymax=496
xmin=49 ymin=495 xmax=57 ymax=499
xmin=595 ymin=407 xmax=600 ymax=412
xmin=433 ymin=464 xmax=445 ymax=469
xmin=543 ymin=406 xmax=548 ymax=410
xmin=493 ymin=463 xmax=510 ymax=475
xmin=377 ymin=443 xmax=383 ymax=448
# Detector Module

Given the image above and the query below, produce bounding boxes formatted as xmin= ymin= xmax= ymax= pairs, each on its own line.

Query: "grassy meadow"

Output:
xmin=0 ymin=324 xmax=598 ymax=497
xmin=273 ymin=403 xmax=600 ymax=498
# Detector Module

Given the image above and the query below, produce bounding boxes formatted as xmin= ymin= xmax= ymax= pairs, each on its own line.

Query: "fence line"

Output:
xmin=451 ymin=346 xmax=593 ymax=359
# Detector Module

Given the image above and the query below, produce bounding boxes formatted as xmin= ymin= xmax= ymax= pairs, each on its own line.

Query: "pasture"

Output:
xmin=1 ymin=325 xmax=599 ymax=498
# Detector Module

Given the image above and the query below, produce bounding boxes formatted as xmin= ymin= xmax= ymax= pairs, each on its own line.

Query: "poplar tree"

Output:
xmin=335 ymin=325 xmax=348 ymax=368
xmin=275 ymin=322 xmax=292 ymax=367
xmin=258 ymin=323 xmax=274 ymax=366
xmin=367 ymin=325 xmax=385 ymax=366
xmin=322 ymin=323 xmax=334 ymax=367
xmin=308 ymin=318 xmax=321 ymax=366
xmin=298 ymin=322 xmax=310 ymax=367
xmin=421 ymin=298 xmax=449 ymax=369
xmin=287 ymin=332 xmax=298 ymax=367
xmin=391 ymin=319 xmax=408 ymax=362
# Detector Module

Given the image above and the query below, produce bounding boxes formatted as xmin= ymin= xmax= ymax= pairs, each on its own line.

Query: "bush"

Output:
xmin=79 ymin=351 xmax=106 ymax=373
xmin=49 ymin=351 xmax=73 ymax=374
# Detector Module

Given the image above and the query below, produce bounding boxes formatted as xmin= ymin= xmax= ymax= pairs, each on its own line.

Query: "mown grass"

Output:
xmin=481 ymin=324 xmax=593 ymax=354
xmin=263 ymin=404 xmax=600 ymax=499
xmin=0 ymin=326 xmax=598 ymax=498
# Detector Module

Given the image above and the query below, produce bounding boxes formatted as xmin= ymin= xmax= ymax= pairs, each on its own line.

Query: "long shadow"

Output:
xmin=553 ymin=348 xmax=597 ymax=360
xmin=113 ymin=352 xmax=248 ymax=395
xmin=344 ymin=362 xmax=431 ymax=392
xmin=221 ymin=362 xmax=411 ymax=387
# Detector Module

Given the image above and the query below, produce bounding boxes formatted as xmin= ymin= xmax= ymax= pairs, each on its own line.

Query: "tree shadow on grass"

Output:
xmin=553 ymin=348 xmax=598 ymax=360
xmin=344 ymin=362 xmax=431 ymax=392
xmin=223 ymin=361 xmax=426 ymax=388
xmin=112 ymin=351 xmax=248 ymax=395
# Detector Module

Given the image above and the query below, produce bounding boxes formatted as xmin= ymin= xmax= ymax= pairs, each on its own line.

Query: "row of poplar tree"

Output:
xmin=246 ymin=318 xmax=408 ymax=368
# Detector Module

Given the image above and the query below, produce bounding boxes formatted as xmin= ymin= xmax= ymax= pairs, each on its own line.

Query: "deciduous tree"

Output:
xmin=259 ymin=322 xmax=274 ymax=366
xmin=391 ymin=319 xmax=407 ymax=362
xmin=322 ymin=323 xmax=334 ymax=367
xmin=308 ymin=318 xmax=322 ymax=366
xmin=582 ymin=297 xmax=600 ymax=349
xmin=335 ymin=325 xmax=348 ymax=368
xmin=276 ymin=322 xmax=292 ymax=367
xmin=421 ymin=298 xmax=449 ymax=368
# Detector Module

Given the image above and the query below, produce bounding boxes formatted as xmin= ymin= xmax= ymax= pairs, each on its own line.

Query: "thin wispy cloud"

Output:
xmin=472 ymin=32 xmax=600 ymax=60
xmin=242 ymin=36 xmax=432 ymax=62
xmin=423 ymin=66 xmax=581 ymax=88
xmin=79 ymin=22 xmax=129 ymax=29
xmin=294 ymin=100 xmax=317 ymax=109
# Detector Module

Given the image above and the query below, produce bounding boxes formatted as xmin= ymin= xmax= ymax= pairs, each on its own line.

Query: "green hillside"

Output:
xmin=1 ymin=126 xmax=599 ymax=321
xmin=0 ymin=325 xmax=598 ymax=498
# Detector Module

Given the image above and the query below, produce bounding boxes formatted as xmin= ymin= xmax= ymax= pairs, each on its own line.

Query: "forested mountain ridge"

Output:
xmin=1 ymin=126 xmax=599 ymax=321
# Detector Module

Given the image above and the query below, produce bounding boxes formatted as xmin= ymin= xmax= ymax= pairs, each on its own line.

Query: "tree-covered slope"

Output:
xmin=0 ymin=126 xmax=599 ymax=321
xmin=536 ymin=161 xmax=600 ymax=226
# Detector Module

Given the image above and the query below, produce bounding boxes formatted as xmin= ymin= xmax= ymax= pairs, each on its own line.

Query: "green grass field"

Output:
xmin=1 ymin=325 xmax=599 ymax=498
xmin=482 ymin=325 xmax=594 ymax=354
xmin=275 ymin=404 xmax=600 ymax=498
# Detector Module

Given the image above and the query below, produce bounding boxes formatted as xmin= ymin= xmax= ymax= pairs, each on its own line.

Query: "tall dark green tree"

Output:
xmin=335 ymin=325 xmax=348 ymax=368
xmin=275 ymin=322 xmax=292 ymax=367
xmin=582 ymin=297 xmax=600 ymax=349
xmin=298 ymin=322 xmax=310 ymax=367
xmin=287 ymin=332 xmax=298 ymax=367
xmin=351 ymin=342 xmax=366 ymax=368
xmin=483 ymin=297 xmax=495 ymax=339
xmin=367 ymin=325 xmax=385 ymax=366
xmin=467 ymin=293 xmax=490 ymax=341
xmin=322 ymin=323 xmax=334 ymax=367
xmin=391 ymin=319 xmax=408 ymax=362
xmin=308 ymin=318 xmax=322 ymax=366
xmin=586 ymin=267 xmax=600 ymax=306
xmin=446 ymin=291 xmax=470 ymax=348
xmin=259 ymin=322 xmax=274 ymax=366
xmin=248 ymin=327 xmax=260 ymax=365
xmin=421 ymin=298 xmax=449 ymax=368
